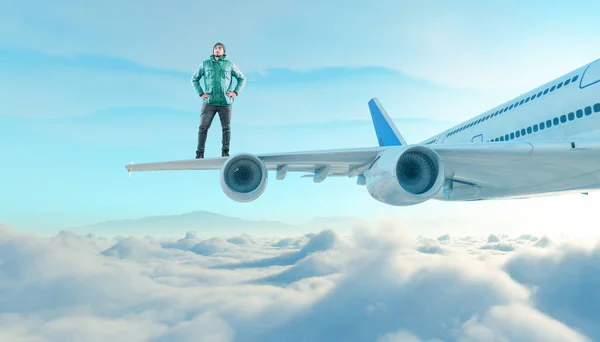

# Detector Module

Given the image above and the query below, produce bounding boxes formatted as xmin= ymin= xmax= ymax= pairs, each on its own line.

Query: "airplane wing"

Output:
xmin=426 ymin=138 xmax=600 ymax=200
xmin=125 ymin=147 xmax=382 ymax=179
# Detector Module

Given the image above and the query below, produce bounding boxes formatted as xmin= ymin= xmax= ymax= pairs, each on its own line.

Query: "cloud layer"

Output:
xmin=0 ymin=223 xmax=598 ymax=341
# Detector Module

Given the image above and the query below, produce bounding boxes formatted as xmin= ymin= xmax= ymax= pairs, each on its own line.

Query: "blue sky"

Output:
xmin=2 ymin=0 xmax=600 ymax=236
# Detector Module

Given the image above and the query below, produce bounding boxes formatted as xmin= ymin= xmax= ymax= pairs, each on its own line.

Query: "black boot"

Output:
xmin=196 ymin=150 xmax=204 ymax=159
xmin=222 ymin=150 xmax=229 ymax=157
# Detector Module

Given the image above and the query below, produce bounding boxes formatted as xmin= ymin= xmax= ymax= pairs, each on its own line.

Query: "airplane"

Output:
xmin=125 ymin=57 xmax=600 ymax=206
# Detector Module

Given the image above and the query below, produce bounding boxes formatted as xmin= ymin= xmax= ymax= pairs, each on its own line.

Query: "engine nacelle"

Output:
xmin=220 ymin=153 xmax=268 ymax=202
xmin=365 ymin=145 xmax=445 ymax=206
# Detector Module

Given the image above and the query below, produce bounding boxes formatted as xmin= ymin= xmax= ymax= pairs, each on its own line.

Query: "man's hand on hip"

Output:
xmin=226 ymin=92 xmax=237 ymax=98
xmin=200 ymin=93 xmax=210 ymax=99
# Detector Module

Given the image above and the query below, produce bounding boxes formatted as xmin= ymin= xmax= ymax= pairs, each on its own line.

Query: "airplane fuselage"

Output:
xmin=419 ymin=58 xmax=600 ymax=201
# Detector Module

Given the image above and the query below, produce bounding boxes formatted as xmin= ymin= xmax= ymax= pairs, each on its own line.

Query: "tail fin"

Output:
xmin=368 ymin=97 xmax=407 ymax=147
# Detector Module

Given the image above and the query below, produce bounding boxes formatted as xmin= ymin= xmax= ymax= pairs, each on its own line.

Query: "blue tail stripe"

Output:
xmin=368 ymin=98 xmax=403 ymax=147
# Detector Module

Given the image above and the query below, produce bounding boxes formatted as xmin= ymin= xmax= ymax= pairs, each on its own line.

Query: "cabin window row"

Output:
xmin=487 ymin=103 xmax=600 ymax=142
xmin=446 ymin=74 xmax=580 ymax=138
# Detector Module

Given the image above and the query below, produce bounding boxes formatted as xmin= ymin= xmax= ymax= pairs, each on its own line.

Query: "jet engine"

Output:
xmin=365 ymin=145 xmax=445 ymax=206
xmin=220 ymin=153 xmax=268 ymax=202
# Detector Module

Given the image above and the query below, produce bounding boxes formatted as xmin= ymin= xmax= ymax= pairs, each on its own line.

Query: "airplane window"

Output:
xmin=510 ymin=133 xmax=515 ymax=139
xmin=521 ymin=128 xmax=526 ymax=135
xmin=505 ymin=134 xmax=509 ymax=140
xmin=577 ymin=109 xmax=584 ymax=118
xmin=537 ymin=91 xmax=543 ymax=97
xmin=516 ymin=130 xmax=521 ymax=138
xmin=520 ymin=99 xmax=525 ymax=105
xmin=544 ymin=89 xmax=549 ymax=94
xmin=525 ymin=97 xmax=530 ymax=103
xmin=594 ymin=104 xmax=600 ymax=112
xmin=546 ymin=119 xmax=552 ymax=128
xmin=550 ymin=85 xmax=556 ymax=92
xmin=509 ymin=104 xmax=514 ymax=110
xmin=557 ymin=82 xmax=563 ymax=89
xmin=540 ymin=122 xmax=545 ymax=130
xmin=553 ymin=117 xmax=559 ymax=125
xmin=531 ymin=94 xmax=536 ymax=100
xmin=585 ymin=106 xmax=592 ymax=115
xmin=565 ymin=79 xmax=571 ymax=86
xmin=533 ymin=124 xmax=538 ymax=132
xmin=500 ymin=136 xmax=505 ymax=141
xmin=568 ymin=112 xmax=575 ymax=121
xmin=560 ymin=115 xmax=567 ymax=123
xmin=527 ymin=127 xmax=532 ymax=134
xmin=572 ymin=75 xmax=579 ymax=82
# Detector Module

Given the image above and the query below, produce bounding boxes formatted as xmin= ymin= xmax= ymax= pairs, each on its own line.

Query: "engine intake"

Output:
xmin=365 ymin=146 xmax=445 ymax=206
xmin=220 ymin=153 xmax=268 ymax=202
xmin=396 ymin=150 xmax=439 ymax=195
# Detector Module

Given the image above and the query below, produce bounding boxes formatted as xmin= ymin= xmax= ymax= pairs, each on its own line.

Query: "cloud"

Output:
xmin=504 ymin=241 xmax=600 ymax=340
xmin=480 ymin=242 xmax=515 ymax=252
xmin=0 ymin=223 xmax=598 ymax=341
xmin=212 ymin=229 xmax=345 ymax=269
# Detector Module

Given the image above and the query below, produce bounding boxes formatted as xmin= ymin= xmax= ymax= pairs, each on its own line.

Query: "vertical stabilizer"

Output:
xmin=368 ymin=97 xmax=407 ymax=146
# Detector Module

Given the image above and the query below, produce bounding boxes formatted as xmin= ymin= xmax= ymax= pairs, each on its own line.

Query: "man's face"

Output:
xmin=213 ymin=45 xmax=224 ymax=56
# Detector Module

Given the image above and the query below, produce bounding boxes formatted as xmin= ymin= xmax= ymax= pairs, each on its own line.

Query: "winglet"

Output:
xmin=368 ymin=97 xmax=407 ymax=146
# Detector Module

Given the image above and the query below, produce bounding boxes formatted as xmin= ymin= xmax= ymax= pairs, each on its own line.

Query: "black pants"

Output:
xmin=197 ymin=103 xmax=232 ymax=154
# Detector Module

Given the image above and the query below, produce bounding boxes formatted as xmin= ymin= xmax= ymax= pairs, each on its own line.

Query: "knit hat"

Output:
xmin=213 ymin=42 xmax=226 ymax=54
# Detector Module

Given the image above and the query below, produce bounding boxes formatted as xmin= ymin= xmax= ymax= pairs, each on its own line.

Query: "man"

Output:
xmin=191 ymin=42 xmax=246 ymax=158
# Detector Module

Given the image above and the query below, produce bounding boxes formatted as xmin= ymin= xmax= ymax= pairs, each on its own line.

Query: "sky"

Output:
xmin=5 ymin=2 xmax=600 ymax=341
xmin=2 ymin=0 xmax=600 ymax=238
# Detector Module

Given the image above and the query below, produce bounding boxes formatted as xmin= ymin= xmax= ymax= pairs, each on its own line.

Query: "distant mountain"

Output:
xmin=68 ymin=210 xmax=302 ymax=238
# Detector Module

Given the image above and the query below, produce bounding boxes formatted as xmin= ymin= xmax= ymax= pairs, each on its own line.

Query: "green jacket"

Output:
xmin=191 ymin=55 xmax=246 ymax=106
